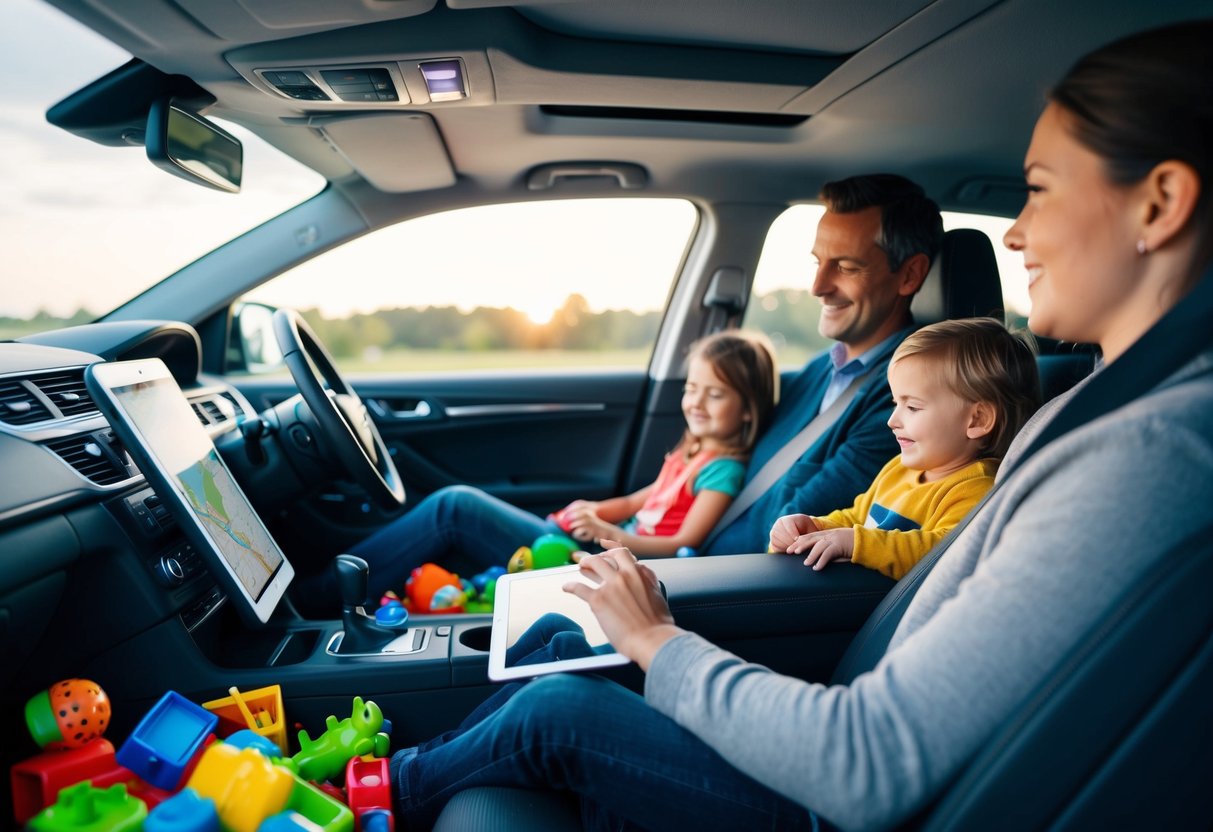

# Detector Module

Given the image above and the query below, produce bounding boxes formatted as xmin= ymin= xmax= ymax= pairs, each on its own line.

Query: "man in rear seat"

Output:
xmin=343 ymin=174 xmax=943 ymax=594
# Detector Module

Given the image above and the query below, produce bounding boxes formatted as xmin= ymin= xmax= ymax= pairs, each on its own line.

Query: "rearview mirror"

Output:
xmin=146 ymin=98 xmax=242 ymax=193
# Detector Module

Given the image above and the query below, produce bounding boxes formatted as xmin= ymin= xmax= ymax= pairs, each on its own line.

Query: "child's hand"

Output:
xmin=789 ymin=528 xmax=855 ymax=571
xmin=567 ymin=509 xmax=617 ymax=544
xmin=769 ymin=514 xmax=820 ymax=552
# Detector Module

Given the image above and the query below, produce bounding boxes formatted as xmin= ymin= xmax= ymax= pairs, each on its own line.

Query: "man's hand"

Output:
xmin=769 ymin=514 xmax=820 ymax=552
xmin=788 ymin=528 xmax=855 ymax=571
xmin=563 ymin=540 xmax=681 ymax=671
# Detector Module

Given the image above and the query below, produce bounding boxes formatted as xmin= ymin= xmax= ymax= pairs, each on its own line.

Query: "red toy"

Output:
xmin=404 ymin=563 xmax=464 ymax=614
xmin=346 ymin=756 xmax=393 ymax=830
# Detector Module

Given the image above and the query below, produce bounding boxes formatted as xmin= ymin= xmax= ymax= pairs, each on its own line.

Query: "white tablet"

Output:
xmin=488 ymin=564 xmax=632 ymax=681
xmin=86 ymin=359 xmax=294 ymax=625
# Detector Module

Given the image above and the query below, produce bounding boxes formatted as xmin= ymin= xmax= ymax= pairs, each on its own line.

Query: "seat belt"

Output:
xmin=832 ymin=266 xmax=1213 ymax=685
xmin=709 ymin=371 xmax=870 ymax=537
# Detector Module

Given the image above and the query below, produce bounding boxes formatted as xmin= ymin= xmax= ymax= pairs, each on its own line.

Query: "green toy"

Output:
xmin=508 ymin=533 xmax=579 ymax=572
xmin=286 ymin=697 xmax=390 ymax=782
xmin=29 ymin=782 xmax=147 ymax=832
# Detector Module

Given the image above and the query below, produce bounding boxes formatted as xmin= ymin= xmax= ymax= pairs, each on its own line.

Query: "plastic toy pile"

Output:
xmin=380 ymin=532 xmax=582 ymax=617
xmin=12 ymin=679 xmax=395 ymax=831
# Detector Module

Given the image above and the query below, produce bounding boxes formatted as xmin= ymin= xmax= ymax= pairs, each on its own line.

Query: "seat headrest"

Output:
xmin=910 ymin=228 xmax=1005 ymax=325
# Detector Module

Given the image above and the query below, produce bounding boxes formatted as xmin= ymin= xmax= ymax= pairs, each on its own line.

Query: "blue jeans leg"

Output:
xmin=392 ymin=673 xmax=816 ymax=831
xmin=349 ymin=484 xmax=557 ymax=597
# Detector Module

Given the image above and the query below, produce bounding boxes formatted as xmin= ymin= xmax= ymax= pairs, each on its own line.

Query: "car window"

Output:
xmin=241 ymin=198 xmax=697 ymax=373
xmin=0 ymin=0 xmax=326 ymax=338
xmin=745 ymin=205 xmax=1030 ymax=369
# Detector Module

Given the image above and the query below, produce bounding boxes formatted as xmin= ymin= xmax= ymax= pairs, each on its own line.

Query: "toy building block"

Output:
xmin=116 ymin=691 xmax=218 ymax=791
xmin=187 ymin=743 xmax=294 ymax=832
xmin=358 ymin=808 xmax=393 ymax=832
xmin=259 ymin=811 xmax=326 ymax=831
xmin=287 ymin=697 xmax=390 ymax=783
xmin=11 ymin=738 xmax=118 ymax=825
xmin=27 ymin=781 xmax=146 ymax=832
xmin=345 ymin=757 xmax=391 ymax=824
xmin=202 ymin=685 xmax=288 ymax=756
xmin=284 ymin=776 xmax=355 ymax=832
xmin=25 ymin=679 xmax=112 ymax=750
xmin=223 ymin=728 xmax=283 ymax=759
xmin=144 ymin=788 xmax=219 ymax=832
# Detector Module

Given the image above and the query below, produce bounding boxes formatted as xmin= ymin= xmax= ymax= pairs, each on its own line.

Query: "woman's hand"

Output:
xmin=788 ymin=528 xmax=855 ymax=571
xmin=769 ymin=514 xmax=820 ymax=552
xmin=563 ymin=540 xmax=682 ymax=671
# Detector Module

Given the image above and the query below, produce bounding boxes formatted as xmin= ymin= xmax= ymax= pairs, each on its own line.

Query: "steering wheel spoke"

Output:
xmin=272 ymin=309 xmax=405 ymax=510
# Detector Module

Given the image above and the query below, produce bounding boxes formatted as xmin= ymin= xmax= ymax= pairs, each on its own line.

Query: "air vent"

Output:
xmin=44 ymin=432 xmax=131 ymax=485
xmin=0 ymin=378 xmax=53 ymax=425
xmin=190 ymin=394 xmax=236 ymax=428
xmin=29 ymin=371 xmax=97 ymax=418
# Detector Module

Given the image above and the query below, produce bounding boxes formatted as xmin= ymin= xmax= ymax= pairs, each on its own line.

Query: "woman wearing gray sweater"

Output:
xmin=391 ymin=21 xmax=1213 ymax=831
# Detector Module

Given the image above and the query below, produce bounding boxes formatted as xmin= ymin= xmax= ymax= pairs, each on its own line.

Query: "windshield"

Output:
xmin=0 ymin=0 xmax=325 ymax=339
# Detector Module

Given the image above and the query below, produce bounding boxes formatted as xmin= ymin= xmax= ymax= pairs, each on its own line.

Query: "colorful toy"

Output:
xmin=345 ymin=757 xmax=392 ymax=830
xmin=144 ymin=788 xmax=219 ymax=832
xmin=404 ymin=563 xmax=464 ymax=614
xmin=373 ymin=600 xmax=408 ymax=626
xmin=202 ymin=685 xmax=288 ymax=756
xmin=287 ymin=698 xmax=390 ymax=783
xmin=546 ymin=507 xmax=576 ymax=534
xmin=116 ymin=691 xmax=218 ymax=791
xmin=258 ymin=810 xmax=327 ymax=831
xmin=508 ymin=533 xmax=579 ymax=572
xmin=676 ymin=546 xmax=697 ymax=558
xmin=427 ymin=584 xmax=465 ymax=613
xmin=27 ymin=781 xmax=146 ymax=832
xmin=188 ymin=743 xmax=294 ymax=832
xmin=25 ymin=678 xmax=111 ymax=750
xmin=11 ymin=738 xmax=120 ymax=825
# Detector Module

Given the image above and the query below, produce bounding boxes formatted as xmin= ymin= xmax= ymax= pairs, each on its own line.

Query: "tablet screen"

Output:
xmin=86 ymin=359 xmax=293 ymax=624
xmin=488 ymin=565 xmax=631 ymax=681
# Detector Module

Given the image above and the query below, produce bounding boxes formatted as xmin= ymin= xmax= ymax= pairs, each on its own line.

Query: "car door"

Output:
xmin=223 ymin=197 xmax=701 ymax=548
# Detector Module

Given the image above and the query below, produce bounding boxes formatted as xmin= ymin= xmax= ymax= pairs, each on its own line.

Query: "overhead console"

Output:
xmin=255 ymin=59 xmax=468 ymax=106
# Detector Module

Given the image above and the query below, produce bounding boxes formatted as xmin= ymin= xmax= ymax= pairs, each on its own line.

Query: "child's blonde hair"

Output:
xmin=680 ymin=330 xmax=779 ymax=456
xmin=892 ymin=318 xmax=1041 ymax=459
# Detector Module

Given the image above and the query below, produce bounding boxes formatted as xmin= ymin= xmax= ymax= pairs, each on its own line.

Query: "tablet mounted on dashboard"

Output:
xmin=86 ymin=358 xmax=294 ymax=625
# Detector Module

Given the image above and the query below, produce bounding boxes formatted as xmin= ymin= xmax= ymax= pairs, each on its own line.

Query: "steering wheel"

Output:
xmin=272 ymin=308 xmax=405 ymax=510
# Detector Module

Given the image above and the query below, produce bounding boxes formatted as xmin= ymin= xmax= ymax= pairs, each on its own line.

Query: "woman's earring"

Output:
xmin=1136 ymin=239 xmax=1148 ymax=255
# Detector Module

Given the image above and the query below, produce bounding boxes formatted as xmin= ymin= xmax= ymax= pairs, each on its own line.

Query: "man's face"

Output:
xmin=811 ymin=206 xmax=918 ymax=357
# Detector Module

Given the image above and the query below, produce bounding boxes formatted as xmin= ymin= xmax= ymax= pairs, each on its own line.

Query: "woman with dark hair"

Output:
xmin=388 ymin=21 xmax=1213 ymax=830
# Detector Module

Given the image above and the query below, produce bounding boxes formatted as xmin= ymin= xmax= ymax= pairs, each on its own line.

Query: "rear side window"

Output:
xmin=745 ymin=205 xmax=1029 ymax=369
xmin=243 ymin=198 xmax=697 ymax=373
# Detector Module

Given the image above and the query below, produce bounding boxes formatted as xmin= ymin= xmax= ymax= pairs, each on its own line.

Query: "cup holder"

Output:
xmin=458 ymin=625 xmax=492 ymax=652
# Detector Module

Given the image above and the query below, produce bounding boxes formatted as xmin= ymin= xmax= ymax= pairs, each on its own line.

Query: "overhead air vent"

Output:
xmin=0 ymin=378 xmax=53 ymax=426
xmin=29 ymin=371 xmax=97 ymax=418
xmin=44 ymin=432 xmax=133 ymax=486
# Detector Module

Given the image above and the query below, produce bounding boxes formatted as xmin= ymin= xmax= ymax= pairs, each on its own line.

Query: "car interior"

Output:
xmin=2 ymin=0 xmax=1211 ymax=828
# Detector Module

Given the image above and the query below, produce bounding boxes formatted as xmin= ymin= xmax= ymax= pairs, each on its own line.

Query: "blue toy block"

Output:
xmin=116 ymin=691 xmax=218 ymax=791
xmin=224 ymin=728 xmax=283 ymax=758
xmin=258 ymin=810 xmax=325 ymax=831
xmin=144 ymin=788 xmax=220 ymax=832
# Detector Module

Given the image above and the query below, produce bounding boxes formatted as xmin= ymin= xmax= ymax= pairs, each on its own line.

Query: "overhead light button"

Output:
xmin=419 ymin=60 xmax=466 ymax=102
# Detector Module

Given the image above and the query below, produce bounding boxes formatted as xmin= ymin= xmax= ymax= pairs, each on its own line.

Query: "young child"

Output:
xmin=557 ymin=330 xmax=778 ymax=556
xmin=769 ymin=318 xmax=1040 ymax=580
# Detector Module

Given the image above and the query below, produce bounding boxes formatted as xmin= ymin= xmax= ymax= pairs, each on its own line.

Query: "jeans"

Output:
xmin=349 ymin=485 xmax=560 ymax=598
xmin=390 ymin=618 xmax=818 ymax=831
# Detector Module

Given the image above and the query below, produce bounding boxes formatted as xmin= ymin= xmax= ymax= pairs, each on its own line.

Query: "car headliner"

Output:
xmin=41 ymin=0 xmax=1211 ymax=216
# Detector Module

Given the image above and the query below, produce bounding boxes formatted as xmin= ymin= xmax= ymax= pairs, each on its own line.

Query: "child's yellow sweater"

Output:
xmin=814 ymin=456 xmax=997 ymax=580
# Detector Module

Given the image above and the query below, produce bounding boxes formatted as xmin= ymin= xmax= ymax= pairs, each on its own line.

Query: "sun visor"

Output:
xmin=312 ymin=112 xmax=455 ymax=192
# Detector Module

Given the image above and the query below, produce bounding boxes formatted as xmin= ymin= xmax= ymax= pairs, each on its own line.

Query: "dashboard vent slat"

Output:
xmin=43 ymin=433 xmax=131 ymax=485
xmin=30 ymin=371 xmax=98 ymax=417
xmin=0 ymin=379 xmax=54 ymax=425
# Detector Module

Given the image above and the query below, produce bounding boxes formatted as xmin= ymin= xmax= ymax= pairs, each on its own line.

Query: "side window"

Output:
xmin=242 ymin=198 xmax=697 ymax=373
xmin=744 ymin=205 xmax=1029 ymax=369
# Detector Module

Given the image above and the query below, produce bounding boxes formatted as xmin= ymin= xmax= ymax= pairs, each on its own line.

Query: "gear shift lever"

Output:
xmin=334 ymin=554 xmax=407 ymax=654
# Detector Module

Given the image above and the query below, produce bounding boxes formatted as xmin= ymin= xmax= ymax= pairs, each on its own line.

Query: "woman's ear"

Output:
xmin=966 ymin=401 xmax=996 ymax=440
xmin=1140 ymin=160 xmax=1201 ymax=252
